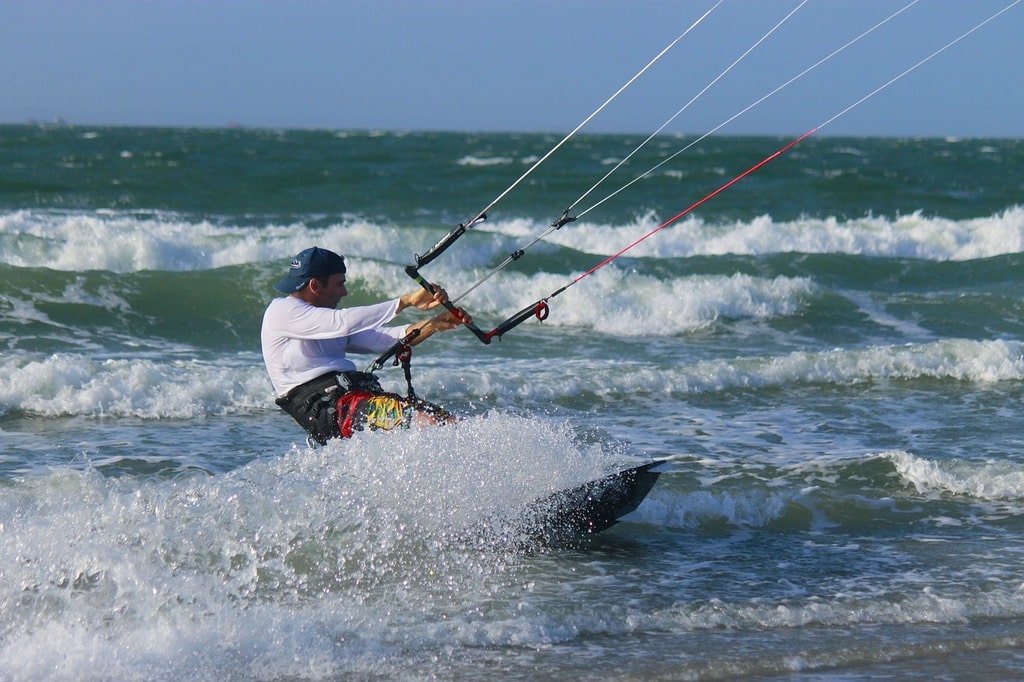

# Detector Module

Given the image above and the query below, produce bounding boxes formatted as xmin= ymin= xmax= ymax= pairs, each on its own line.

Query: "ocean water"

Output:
xmin=1 ymin=124 xmax=1023 ymax=680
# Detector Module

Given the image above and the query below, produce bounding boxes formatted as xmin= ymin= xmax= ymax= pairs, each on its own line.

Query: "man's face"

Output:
xmin=309 ymin=272 xmax=347 ymax=308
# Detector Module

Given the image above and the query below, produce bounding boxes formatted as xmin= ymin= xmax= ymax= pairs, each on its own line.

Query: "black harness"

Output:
xmin=274 ymin=371 xmax=382 ymax=444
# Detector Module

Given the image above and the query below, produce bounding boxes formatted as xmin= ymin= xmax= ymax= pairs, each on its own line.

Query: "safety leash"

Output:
xmin=368 ymin=327 xmax=420 ymax=399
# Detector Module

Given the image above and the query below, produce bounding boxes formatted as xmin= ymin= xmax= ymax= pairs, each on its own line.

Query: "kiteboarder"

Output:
xmin=261 ymin=246 xmax=468 ymax=443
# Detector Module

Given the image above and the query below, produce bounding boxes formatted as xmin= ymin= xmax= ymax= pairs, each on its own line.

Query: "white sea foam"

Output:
xmin=484 ymin=338 xmax=1024 ymax=402
xmin=726 ymin=338 xmax=1024 ymax=387
xmin=3 ymin=339 xmax=1018 ymax=419
xmin=0 ymin=414 xmax=636 ymax=679
xmin=456 ymin=154 xmax=514 ymax=166
xmin=0 ymin=209 xmax=259 ymax=272
xmin=0 ymin=209 xmax=425 ymax=273
xmin=2 ymin=206 xmax=1021 ymax=273
xmin=6 ymin=428 xmax=1023 ymax=680
xmin=637 ymin=486 xmax=795 ymax=529
xmin=885 ymin=450 xmax=1024 ymax=501
xmin=639 ymin=587 xmax=1008 ymax=632
xmin=0 ymin=354 xmax=271 ymax=418
xmin=442 ymin=267 xmax=815 ymax=335
xmin=481 ymin=206 xmax=1024 ymax=261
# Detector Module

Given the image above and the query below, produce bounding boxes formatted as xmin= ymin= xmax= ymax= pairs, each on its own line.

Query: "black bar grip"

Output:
xmin=405 ymin=266 xmax=492 ymax=345
xmin=414 ymin=225 xmax=465 ymax=268
xmin=411 ymin=214 xmax=486 ymax=269
xmin=484 ymin=300 xmax=549 ymax=342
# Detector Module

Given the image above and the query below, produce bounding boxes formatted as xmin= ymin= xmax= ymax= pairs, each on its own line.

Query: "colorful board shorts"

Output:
xmin=334 ymin=390 xmax=451 ymax=439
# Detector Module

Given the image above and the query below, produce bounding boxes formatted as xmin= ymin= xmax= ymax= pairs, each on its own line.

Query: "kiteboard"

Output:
xmin=506 ymin=460 xmax=664 ymax=545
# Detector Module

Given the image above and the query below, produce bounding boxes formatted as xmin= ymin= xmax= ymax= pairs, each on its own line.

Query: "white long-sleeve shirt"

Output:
xmin=260 ymin=296 xmax=407 ymax=397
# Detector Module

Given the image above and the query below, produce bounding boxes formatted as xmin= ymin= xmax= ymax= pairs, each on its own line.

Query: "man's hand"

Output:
xmin=404 ymin=306 xmax=471 ymax=344
xmin=432 ymin=307 xmax=471 ymax=331
xmin=398 ymin=283 xmax=448 ymax=312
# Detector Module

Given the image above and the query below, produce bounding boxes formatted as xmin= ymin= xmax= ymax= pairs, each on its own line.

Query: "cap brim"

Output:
xmin=274 ymin=274 xmax=310 ymax=293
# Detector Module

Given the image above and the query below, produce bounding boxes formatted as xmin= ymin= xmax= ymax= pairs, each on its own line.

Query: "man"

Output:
xmin=261 ymin=246 xmax=467 ymax=443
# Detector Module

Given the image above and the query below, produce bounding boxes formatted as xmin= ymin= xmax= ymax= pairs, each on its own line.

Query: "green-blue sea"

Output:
xmin=1 ymin=124 xmax=1023 ymax=680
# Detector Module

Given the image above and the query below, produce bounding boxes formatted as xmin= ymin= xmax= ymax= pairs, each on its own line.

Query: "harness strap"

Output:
xmin=396 ymin=345 xmax=416 ymax=400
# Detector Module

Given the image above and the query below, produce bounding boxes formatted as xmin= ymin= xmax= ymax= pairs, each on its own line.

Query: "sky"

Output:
xmin=1 ymin=0 xmax=1022 ymax=138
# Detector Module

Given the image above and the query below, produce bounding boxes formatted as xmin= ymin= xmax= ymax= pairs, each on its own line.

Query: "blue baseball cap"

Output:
xmin=274 ymin=246 xmax=347 ymax=293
